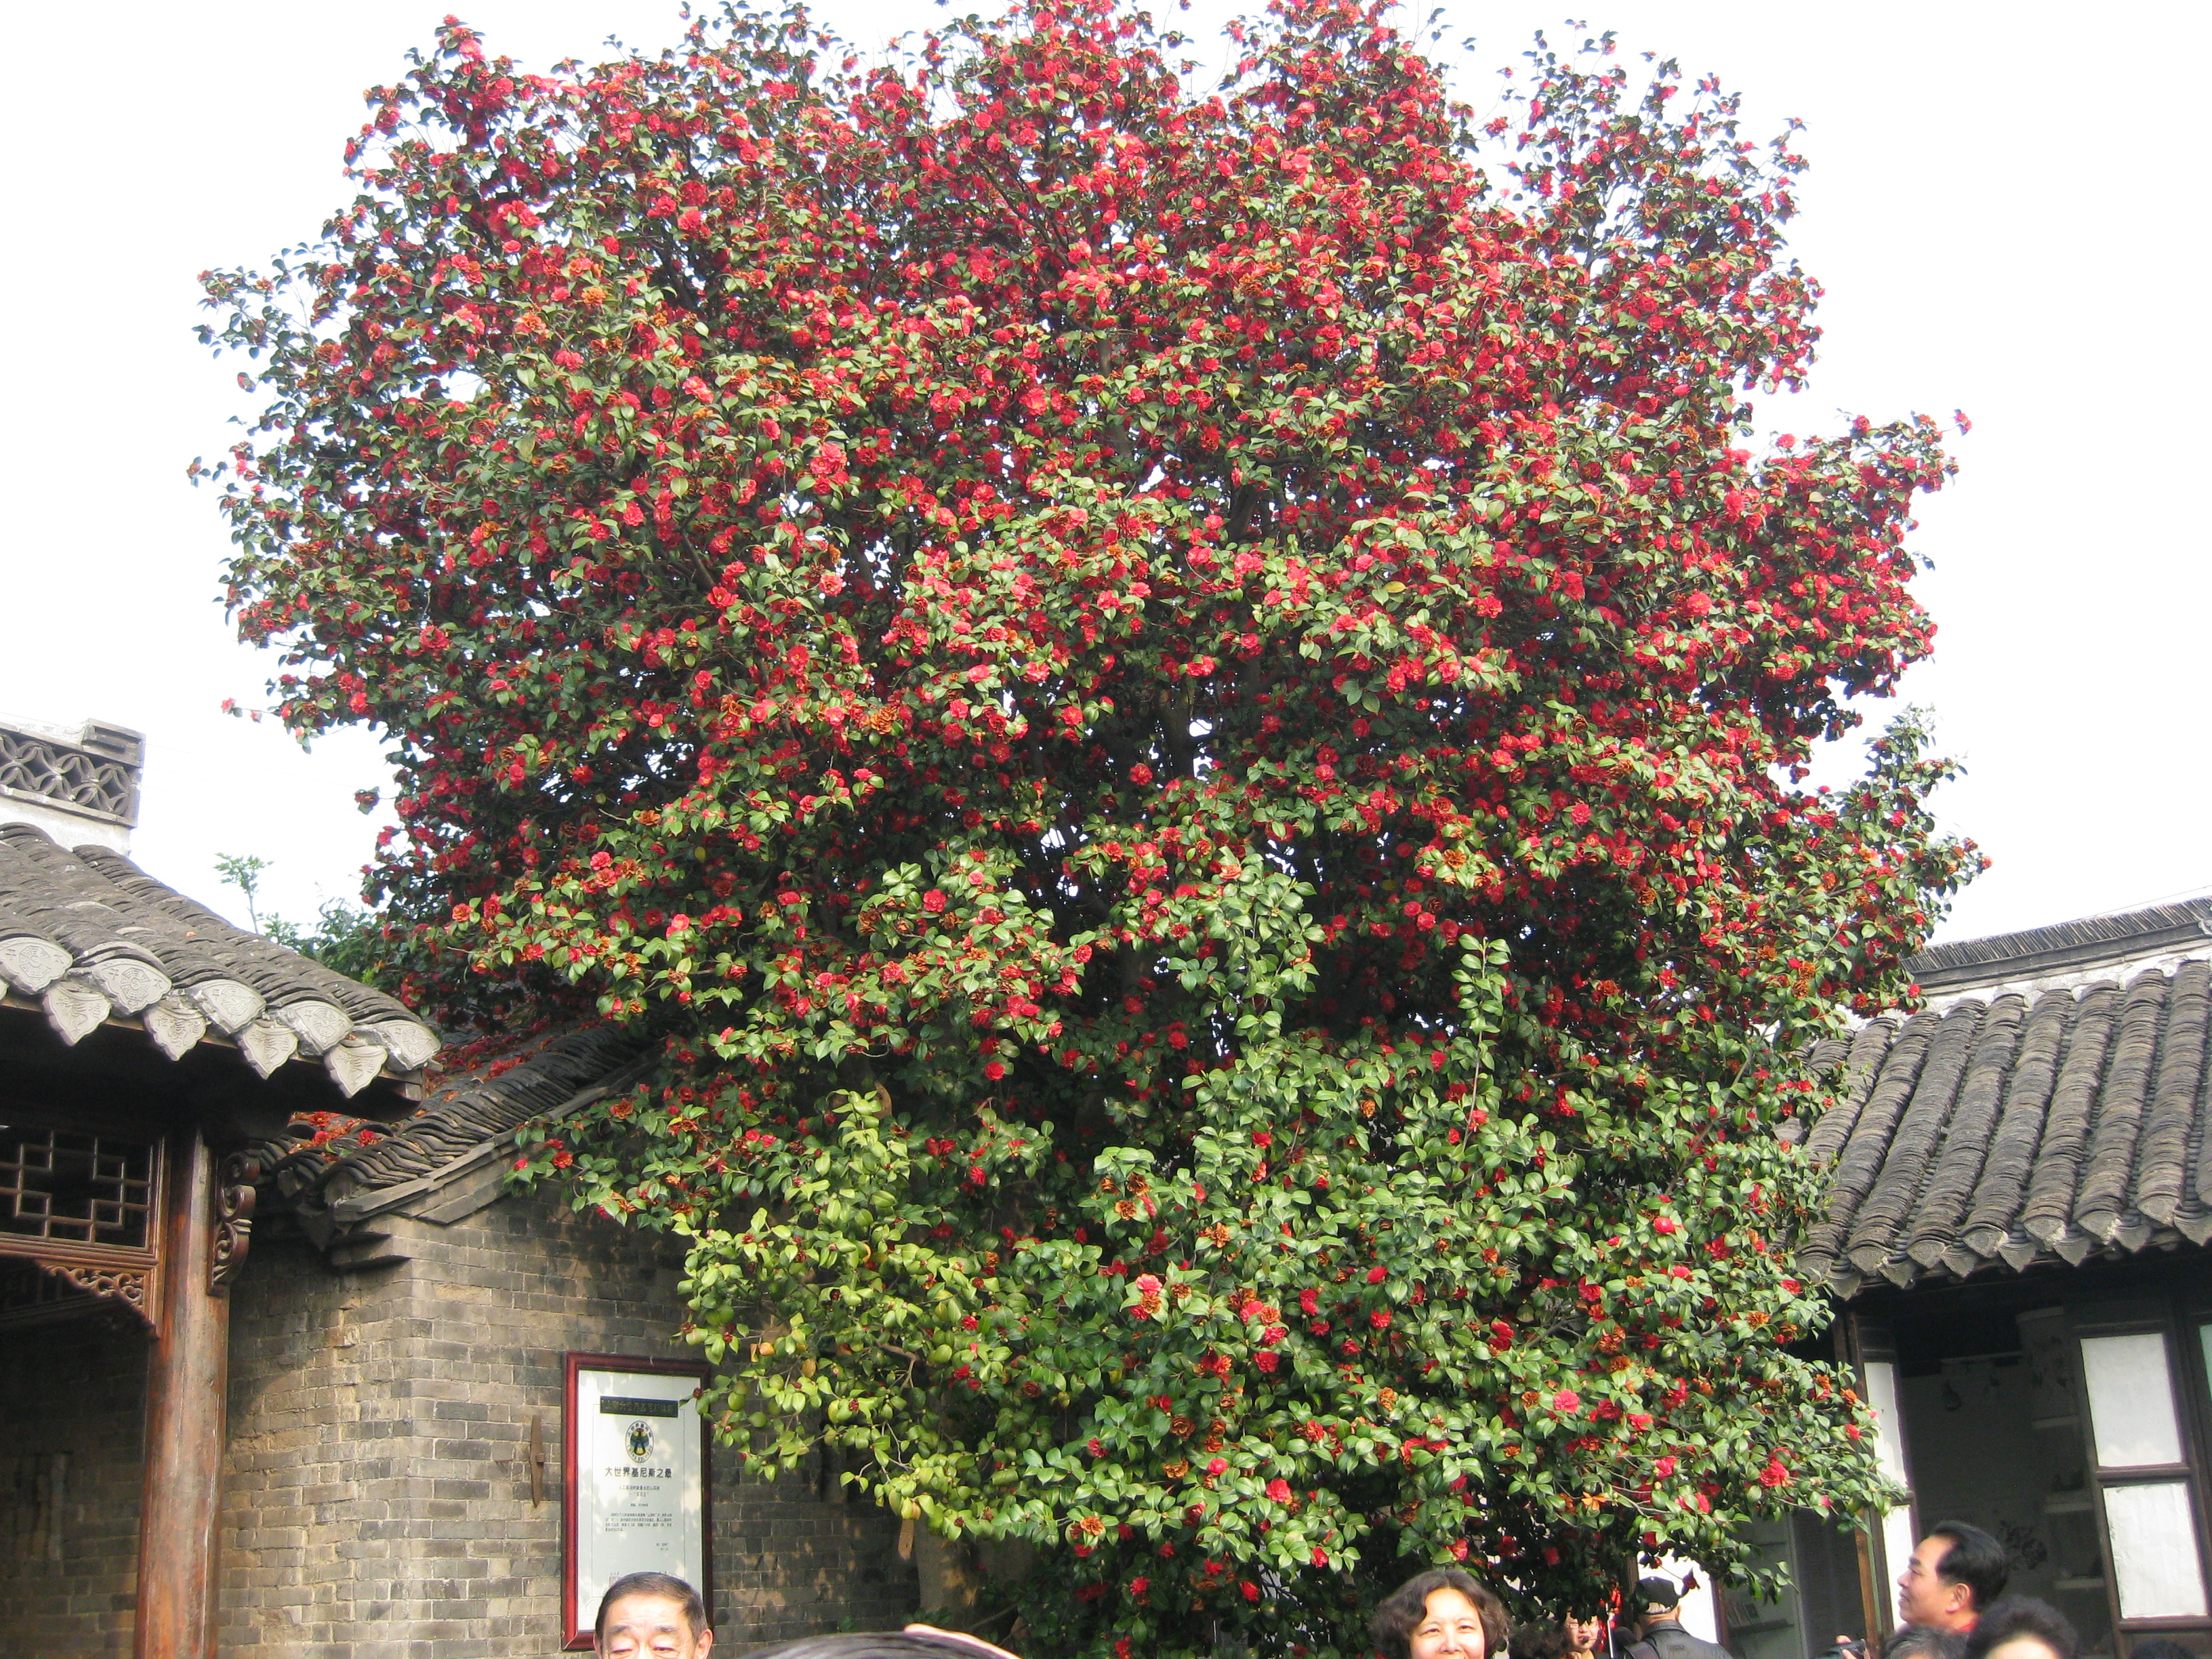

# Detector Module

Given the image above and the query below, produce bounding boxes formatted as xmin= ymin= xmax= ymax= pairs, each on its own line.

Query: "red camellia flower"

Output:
xmin=1206 ymin=1458 xmax=1229 ymax=1477
xmin=1552 ymin=1389 xmax=1581 ymax=1414
xmin=922 ymin=890 xmax=947 ymax=914
xmin=1266 ymin=1479 xmax=1293 ymax=1504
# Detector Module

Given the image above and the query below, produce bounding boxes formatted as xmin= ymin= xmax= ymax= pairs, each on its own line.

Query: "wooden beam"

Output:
xmin=135 ymin=1126 xmax=229 ymax=1659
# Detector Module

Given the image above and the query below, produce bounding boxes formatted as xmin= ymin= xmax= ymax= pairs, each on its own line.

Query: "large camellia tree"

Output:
xmin=203 ymin=1 xmax=1976 ymax=1650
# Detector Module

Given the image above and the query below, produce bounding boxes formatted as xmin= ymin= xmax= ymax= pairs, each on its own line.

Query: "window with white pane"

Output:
xmin=2079 ymin=1330 xmax=2210 ymax=1622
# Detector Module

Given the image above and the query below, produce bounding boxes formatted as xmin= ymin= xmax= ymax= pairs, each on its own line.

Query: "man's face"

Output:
xmin=1897 ymin=1535 xmax=1970 ymax=1629
xmin=597 ymin=1593 xmax=712 ymax=1659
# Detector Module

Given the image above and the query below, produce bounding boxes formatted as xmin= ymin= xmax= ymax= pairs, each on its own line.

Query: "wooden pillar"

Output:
xmin=136 ymin=1126 xmax=230 ymax=1659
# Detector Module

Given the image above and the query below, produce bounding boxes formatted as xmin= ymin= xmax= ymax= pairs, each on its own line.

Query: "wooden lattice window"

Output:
xmin=0 ymin=1124 xmax=161 ymax=1328
xmin=0 ymin=1126 xmax=156 ymax=1249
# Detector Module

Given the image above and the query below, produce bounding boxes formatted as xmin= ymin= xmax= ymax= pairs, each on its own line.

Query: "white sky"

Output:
xmin=1 ymin=0 xmax=2203 ymax=946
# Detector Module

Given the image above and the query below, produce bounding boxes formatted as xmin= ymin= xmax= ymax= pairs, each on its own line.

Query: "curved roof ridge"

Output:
xmin=1909 ymin=897 xmax=2212 ymax=996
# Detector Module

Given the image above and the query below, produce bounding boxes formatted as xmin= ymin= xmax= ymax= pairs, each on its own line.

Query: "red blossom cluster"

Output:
xmin=203 ymin=1 xmax=1975 ymax=1652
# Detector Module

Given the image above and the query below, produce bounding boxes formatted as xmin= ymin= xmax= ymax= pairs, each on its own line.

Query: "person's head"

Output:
xmin=596 ymin=1573 xmax=711 ymax=1659
xmin=1563 ymin=1614 xmax=1609 ymax=1656
xmin=1516 ymin=1624 xmax=1580 ymax=1659
xmin=1371 ymin=1570 xmax=1512 ymax=1659
xmin=1960 ymin=1599 xmax=2078 ymax=1659
xmin=1899 ymin=1525 xmax=2010 ymax=1631
xmin=1635 ymin=1577 xmax=1684 ymax=1632
xmin=1885 ymin=1625 xmax=1969 ymax=1659
xmin=731 ymin=1638 xmax=1020 ymax=1658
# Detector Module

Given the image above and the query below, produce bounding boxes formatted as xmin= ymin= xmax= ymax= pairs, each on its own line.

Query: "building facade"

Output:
xmin=1730 ymin=902 xmax=2212 ymax=1659
xmin=0 ymin=719 xmax=915 ymax=1657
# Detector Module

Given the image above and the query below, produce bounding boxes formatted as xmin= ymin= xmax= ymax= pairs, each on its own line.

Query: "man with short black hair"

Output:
xmin=1623 ymin=1576 xmax=1733 ymax=1659
xmin=1898 ymin=1523 xmax=2011 ymax=1633
xmin=597 ymin=1571 xmax=712 ymax=1659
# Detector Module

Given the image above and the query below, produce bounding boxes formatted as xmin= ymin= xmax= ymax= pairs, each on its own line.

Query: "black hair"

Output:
xmin=1885 ymin=1626 xmax=1968 ymax=1659
xmin=1961 ymin=1598 xmax=2080 ymax=1659
xmin=736 ymin=1640 xmax=1015 ymax=1658
xmin=596 ymin=1572 xmax=708 ymax=1641
xmin=1371 ymin=1570 xmax=1512 ymax=1659
xmin=1927 ymin=1522 xmax=2011 ymax=1613
xmin=1517 ymin=1624 xmax=1581 ymax=1659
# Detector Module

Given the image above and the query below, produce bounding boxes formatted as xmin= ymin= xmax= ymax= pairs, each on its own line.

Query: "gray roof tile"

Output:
xmin=1906 ymin=898 xmax=2212 ymax=998
xmin=1805 ymin=960 xmax=2212 ymax=1294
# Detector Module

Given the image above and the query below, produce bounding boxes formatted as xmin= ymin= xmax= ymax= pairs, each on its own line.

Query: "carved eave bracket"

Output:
xmin=209 ymin=1152 xmax=257 ymax=1294
xmin=0 ymin=1246 xmax=161 ymax=1332
xmin=35 ymin=1255 xmax=155 ymax=1327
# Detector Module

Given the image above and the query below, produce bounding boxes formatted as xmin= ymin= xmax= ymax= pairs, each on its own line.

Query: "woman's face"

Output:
xmin=1410 ymin=1588 xmax=1488 ymax=1659
xmin=1565 ymin=1616 xmax=1607 ymax=1652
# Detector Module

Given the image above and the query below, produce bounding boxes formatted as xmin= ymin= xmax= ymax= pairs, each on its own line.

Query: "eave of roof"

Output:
xmin=0 ymin=822 xmax=439 ymax=1097
xmin=263 ymin=1024 xmax=653 ymax=1251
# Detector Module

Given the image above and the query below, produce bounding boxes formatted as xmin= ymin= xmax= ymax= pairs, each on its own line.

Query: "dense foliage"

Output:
xmin=203 ymin=1 xmax=1977 ymax=1650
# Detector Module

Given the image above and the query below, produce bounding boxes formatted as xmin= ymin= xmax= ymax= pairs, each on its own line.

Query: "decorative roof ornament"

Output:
xmin=0 ymin=716 xmax=143 ymax=852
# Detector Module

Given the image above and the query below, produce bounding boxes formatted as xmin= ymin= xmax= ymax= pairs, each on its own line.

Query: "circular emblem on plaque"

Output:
xmin=626 ymin=1420 xmax=655 ymax=1461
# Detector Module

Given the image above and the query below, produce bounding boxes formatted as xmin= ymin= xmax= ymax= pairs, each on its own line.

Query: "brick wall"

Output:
xmin=222 ymin=1184 xmax=917 ymax=1654
xmin=0 ymin=1183 xmax=915 ymax=1657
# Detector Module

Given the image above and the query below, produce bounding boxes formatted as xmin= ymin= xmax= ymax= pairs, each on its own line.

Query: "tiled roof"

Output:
xmin=1799 ymin=960 xmax=2212 ymax=1294
xmin=0 ymin=822 xmax=439 ymax=1097
xmin=312 ymin=1024 xmax=649 ymax=1207
xmin=261 ymin=1023 xmax=652 ymax=1261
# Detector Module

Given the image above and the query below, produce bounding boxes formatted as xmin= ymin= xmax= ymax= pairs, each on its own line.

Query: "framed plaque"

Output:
xmin=562 ymin=1353 xmax=713 ymax=1650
